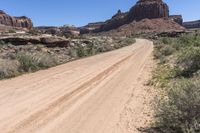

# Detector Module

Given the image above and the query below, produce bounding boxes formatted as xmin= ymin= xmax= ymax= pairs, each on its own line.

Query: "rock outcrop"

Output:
xmin=0 ymin=36 xmax=70 ymax=47
xmin=0 ymin=10 xmax=33 ymax=29
xmin=80 ymin=22 xmax=105 ymax=34
xmin=169 ymin=15 xmax=183 ymax=25
xmin=127 ymin=0 xmax=169 ymax=22
xmin=36 ymin=25 xmax=80 ymax=36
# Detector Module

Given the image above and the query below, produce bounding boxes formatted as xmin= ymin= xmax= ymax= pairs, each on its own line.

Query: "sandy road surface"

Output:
xmin=0 ymin=39 xmax=153 ymax=133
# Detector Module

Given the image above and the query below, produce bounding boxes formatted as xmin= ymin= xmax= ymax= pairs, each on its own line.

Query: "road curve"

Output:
xmin=0 ymin=39 xmax=153 ymax=133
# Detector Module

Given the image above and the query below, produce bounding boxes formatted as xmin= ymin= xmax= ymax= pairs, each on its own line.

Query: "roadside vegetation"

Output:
xmin=0 ymin=36 xmax=135 ymax=80
xmin=150 ymin=33 xmax=200 ymax=133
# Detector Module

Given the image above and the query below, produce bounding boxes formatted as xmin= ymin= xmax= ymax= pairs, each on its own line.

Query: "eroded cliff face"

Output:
xmin=0 ymin=10 xmax=33 ymax=29
xmin=81 ymin=0 xmax=171 ymax=34
xmin=127 ymin=0 xmax=169 ymax=22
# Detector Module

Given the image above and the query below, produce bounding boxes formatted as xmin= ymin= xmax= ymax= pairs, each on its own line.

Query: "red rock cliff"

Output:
xmin=0 ymin=10 xmax=33 ymax=29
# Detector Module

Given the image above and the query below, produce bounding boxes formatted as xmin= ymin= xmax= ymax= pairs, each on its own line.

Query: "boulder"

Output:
xmin=0 ymin=10 xmax=33 ymax=29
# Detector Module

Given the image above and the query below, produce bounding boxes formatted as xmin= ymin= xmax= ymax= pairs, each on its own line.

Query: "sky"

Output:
xmin=0 ymin=0 xmax=199 ymax=27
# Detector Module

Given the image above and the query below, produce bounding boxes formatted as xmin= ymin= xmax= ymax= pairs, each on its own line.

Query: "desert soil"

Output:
xmin=0 ymin=39 xmax=155 ymax=133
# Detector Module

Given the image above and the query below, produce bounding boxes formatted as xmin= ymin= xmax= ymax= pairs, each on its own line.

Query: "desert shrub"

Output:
xmin=86 ymin=43 xmax=96 ymax=55
xmin=0 ymin=59 xmax=20 ymax=79
xmin=16 ymin=53 xmax=40 ymax=72
xmin=176 ymin=47 xmax=200 ymax=77
xmin=154 ymin=78 xmax=200 ymax=133
xmin=151 ymin=65 xmax=179 ymax=88
xmin=8 ymin=29 xmax=16 ymax=33
xmin=177 ymin=34 xmax=200 ymax=48
xmin=119 ymin=37 xmax=136 ymax=46
xmin=76 ymin=46 xmax=88 ymax=57
xmin=102 ymin=44 xmax=114 ymax=52
xmin=0 ymin=41 xmax=6 ymax=45
xmin=152 ymin=33 xmax=200 ymax=133
xmin=16 ymin=52 xmax=58 ymax=72
xmin=28 ymin=29 xmax=38 ymax=35
xmin=69 ymin=48 xmax=78 ymax=58
xmin=153 ymin=42 xmax=175 ymax=64
xmin=161 ymin=37 xmax=172 ymax=44
xmin=160 ymin=45 xmax=175 ymax=56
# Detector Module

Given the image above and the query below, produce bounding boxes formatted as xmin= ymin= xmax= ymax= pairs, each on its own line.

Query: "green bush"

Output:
xmin=151 ymin=65 xmax=179 ymax=88
xmin=153 ymin=42 xmax=175 ymax=64
xmin=177 ymin=47 xmax=200 ymax=77
xmin=159 ymin=45 xmax=175 ymax=58
xmin=161 ymin=37 xmax=172 ymax=44
xmin=76 ymin=46 xmax=88 ymax=57
xmin=120 ymin=37 xmax=136 ymax=46
xmin=8 ymin=29 xmax=16 ymax=33
xmin=16 ymin=52 xmax=57 ymax=72
xmin=152 ymin=33 xmax=200 ymax=133
xmin=154 ymin=78 xmax=200 ymax=133
xmin=0 ymin=41 xmax=6 ymax=45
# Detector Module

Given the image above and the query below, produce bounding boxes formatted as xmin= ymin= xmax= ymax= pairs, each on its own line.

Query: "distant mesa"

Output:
xmin=183 ymin=20 xmax=200 ymax=29
xmin=0 ymin=10 xmax=33 ymax=29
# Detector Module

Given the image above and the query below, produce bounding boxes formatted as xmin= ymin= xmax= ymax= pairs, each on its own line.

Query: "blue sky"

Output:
xmin=0 ymin=0 xmax=199 ymax=27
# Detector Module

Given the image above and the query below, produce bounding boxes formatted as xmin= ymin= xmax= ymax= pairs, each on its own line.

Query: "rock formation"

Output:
xmin=81 ymin=0 xmax=172 ymax=34
xmin=127 ymin=0 xmax=169 ymax=22
xmin=0 ymin=10 xmax=33 ymax=29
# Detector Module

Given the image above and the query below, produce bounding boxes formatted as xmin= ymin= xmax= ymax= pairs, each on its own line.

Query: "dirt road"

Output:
xmin=0 ymin=39 xmax=154 ymax=133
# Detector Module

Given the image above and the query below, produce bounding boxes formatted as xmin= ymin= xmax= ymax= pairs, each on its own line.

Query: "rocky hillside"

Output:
xmin=95 ymin=18 xmax=185 ymax=36
xmin=0 ymin=10 xmax=33 ymax=29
